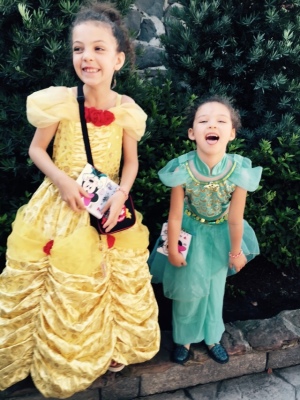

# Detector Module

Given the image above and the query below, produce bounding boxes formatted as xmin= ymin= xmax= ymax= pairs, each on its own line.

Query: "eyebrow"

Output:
xmin=72 ymin=40 xmax=106 ymax=44
xmin=196 ymin=114 xmax=230 ymax=118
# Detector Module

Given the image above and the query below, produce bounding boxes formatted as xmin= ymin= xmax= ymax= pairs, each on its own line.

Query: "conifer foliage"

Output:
xmin=161 ymin=0 xmax=300 ymax=268
xmin=0 ymin=0 xmax=81 ymax=260
xmin=162 ymin=0 xmax=300 ymax=141
xmin=0 ymin=0 xmax=299 ymax=269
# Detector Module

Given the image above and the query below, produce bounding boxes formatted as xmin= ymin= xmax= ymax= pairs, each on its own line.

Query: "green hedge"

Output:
xmin=0 ymin=0 xmax=299 ymax=270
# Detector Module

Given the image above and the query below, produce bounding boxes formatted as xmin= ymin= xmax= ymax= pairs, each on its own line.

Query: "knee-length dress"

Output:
xmin=0 ymin=86 xmax=160 ymax=399
xmin=149 ymin=151 xmax=262 ymax=302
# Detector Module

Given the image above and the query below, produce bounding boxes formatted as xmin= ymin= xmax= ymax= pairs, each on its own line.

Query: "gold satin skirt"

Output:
xmin=0 ymin=209 xmax=160 ymax=398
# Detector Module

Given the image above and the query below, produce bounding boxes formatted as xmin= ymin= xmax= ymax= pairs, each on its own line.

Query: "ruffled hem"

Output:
xmin=0 ymin=211 xmax=159 ymax=398
xmin=149 ymin=218 xmax=259 ymax=301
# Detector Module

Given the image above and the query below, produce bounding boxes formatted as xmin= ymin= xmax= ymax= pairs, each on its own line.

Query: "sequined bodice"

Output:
xmin=183 ymin=159 xmax=237 ymax=219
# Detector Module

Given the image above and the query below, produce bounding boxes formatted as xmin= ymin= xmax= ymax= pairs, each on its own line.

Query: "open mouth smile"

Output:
xmin=205 ymin=133 xmax=219 ymax=144
xmin=82 ymin=67 xmax=99 ymax=73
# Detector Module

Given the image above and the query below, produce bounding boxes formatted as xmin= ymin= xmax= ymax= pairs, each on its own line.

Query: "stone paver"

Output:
xmin=1 ymin=311 xmax=300 ymax=400
xmin=133 ymin=365 xmax=300 ymax=400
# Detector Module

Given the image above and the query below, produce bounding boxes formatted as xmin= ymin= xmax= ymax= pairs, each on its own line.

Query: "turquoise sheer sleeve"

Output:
xmin=158 ymin=152 xmax=194 ymax=187
xmin=228 ymin=154 xmax=262 ymax=192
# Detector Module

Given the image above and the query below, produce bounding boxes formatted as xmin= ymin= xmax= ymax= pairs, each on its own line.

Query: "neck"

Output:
xmin=196 ymin=150 xmax=225 ymax=171
xmin=83 ymin=84 xmax=116 ymax=110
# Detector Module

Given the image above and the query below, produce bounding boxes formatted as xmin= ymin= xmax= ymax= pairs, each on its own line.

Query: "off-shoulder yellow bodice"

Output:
xmin=27 ymin=86 xmax=147 ymax=182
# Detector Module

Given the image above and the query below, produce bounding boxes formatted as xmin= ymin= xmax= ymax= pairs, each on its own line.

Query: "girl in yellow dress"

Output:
xmin=0 ymin=2 xmax=160 ymax=398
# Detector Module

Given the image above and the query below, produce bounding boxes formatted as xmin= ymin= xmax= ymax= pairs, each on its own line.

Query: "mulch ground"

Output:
xmin=223 ymin=255 xmax=300 ymax=322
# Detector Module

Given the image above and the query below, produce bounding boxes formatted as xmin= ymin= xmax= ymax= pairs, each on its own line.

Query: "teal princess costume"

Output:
xmin=149 ymin=150 xmax=262 ymax=346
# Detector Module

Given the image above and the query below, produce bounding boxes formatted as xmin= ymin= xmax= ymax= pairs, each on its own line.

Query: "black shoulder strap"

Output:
xmin=77 ymin=83 xmax=94 ymax=166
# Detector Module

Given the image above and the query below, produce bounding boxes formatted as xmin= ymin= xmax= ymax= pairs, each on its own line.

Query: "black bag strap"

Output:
xmin=77 ymin=83 xmax=94 ymax=166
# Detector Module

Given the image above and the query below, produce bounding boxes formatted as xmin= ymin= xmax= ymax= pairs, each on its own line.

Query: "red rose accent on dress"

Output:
xmin=43 ymin=240 xmax=54 ymax=256
xmin=84 ymin=107 xmax=115 ymax=127
xmin=106 ymin=234 xmax=115 ymax=249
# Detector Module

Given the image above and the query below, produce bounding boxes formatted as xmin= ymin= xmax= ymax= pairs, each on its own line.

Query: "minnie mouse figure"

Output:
xmin=81 ymin=173 xmax=100 ymax=206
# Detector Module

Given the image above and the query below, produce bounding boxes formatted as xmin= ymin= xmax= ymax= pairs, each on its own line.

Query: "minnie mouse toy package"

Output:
xmin=76 ymin=163 xmax=119 ymax=218
xmin=157 ymin=223 xmax=192 ymax=259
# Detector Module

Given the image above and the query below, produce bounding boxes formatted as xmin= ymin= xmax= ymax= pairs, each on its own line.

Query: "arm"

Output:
xmin=29 ymin=124 xmax=88 ymax=212
xmin=101 ymin=131 xmax=138 ymax=232
xmin=228 ymin=186 xmax=248 ymax=272
xmin=167 ymin=185 xmax=187 ymax=267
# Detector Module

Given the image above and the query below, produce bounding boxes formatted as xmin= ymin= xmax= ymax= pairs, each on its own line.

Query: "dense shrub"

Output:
xmin=0 ymin=0 xmax=299 ymax=270
xmin=162 ymin=0 xmax=300 ymax=142
xmin=246 ymin=133 xmax=300 ymax=267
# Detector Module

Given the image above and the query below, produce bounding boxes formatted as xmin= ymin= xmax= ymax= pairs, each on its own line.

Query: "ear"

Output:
xmin=114 ymin=51 xmax=125 ymax=71
xmin=229 ymin=128 xmax=236 ymax=141
xmin=188 ymin=128 xmax=195 ymax=140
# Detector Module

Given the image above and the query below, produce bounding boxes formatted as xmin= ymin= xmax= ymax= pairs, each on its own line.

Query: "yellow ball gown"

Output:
xmin=0 ymin=87 xmax=160 ymax=398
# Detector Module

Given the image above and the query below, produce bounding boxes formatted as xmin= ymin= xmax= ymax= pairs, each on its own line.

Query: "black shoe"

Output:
xmin=207 ymin=343 xmax=229 ymax=364
xmin=172 ymin=345 xmax=191 ymax=365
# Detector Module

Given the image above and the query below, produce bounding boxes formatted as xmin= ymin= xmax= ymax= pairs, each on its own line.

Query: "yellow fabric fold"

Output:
xmin=0 ymin=209 xmax=160 ymax=398
xmin=27 ymin=86 xmax=79 ymax=128
xmin=26 ymin=86 xmax=147 ymax=141
xmin=0 ymin=86 xmax=159 ymax=399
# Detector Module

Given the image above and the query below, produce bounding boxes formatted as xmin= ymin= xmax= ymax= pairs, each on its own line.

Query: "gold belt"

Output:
xmin=184 ymin=209 xmax=228 ymax=224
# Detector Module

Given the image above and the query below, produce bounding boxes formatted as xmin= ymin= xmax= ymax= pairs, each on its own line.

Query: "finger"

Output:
xmin=102 ymin=217 xmax=118 ymax=231
xmin=102 ymin=222 xmax=117 ymax=233
xmin=77 ymin=199 xmax=86 ymax=210
xmin=69 ymin=199 xmax=80 ymax=212
xmin=78 ymin=187 xmax=90 ymax=198
xmin=101 ymin=204 xmax=111 ymax=215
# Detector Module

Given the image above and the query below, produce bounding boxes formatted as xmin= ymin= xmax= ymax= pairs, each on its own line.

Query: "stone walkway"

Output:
xmin=131 ymin=364 xmax=300 ymax=399
xmin=1 ymin=309 xmax=300 ymax=400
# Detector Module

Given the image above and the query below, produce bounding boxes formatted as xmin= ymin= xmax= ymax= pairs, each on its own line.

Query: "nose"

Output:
xmin=82 ymin=51 xmax=93 ymax=61
xmin=209 ymin=122 xmax=217 ymax=129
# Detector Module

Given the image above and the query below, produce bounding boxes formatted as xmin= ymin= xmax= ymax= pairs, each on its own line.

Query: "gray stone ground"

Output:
xmin=131 ymin=364 xmax=300 ymax=400
xmin=1 ymin=310 xmax=300 ymax=400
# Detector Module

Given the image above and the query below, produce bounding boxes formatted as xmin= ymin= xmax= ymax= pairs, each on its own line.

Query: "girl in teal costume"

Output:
xmin=149 ymin=96 xmax=262 ymax=365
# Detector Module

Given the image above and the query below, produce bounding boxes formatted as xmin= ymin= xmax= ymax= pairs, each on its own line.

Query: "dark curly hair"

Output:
xmin=186 ymin=95 xmax=242 ymax=131
xmin=71 ymin=1 xmax=135 ymax=68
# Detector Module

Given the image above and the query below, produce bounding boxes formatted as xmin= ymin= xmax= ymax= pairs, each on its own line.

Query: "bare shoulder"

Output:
xmin=121 ymin=94 xmax=135 ymax=104
xmin=71 ymin=86 xmax=77 ymax=96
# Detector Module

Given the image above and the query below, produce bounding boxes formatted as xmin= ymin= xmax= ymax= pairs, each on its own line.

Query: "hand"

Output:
xmin=229 ymin=253 xmax=247 ymax=273
xmin=168 ymin=252 xmax=187 ymax=268
xmin=100 ymin=191 xmax=127 ymax=232
xmin=55 ymin=173 xmax=88 ymax=212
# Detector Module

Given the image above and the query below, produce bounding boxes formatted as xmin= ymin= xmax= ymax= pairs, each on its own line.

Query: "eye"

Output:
xmin=95 ymin=46 xmax=104 ymax=51
xmin=73 ymin=46 xmax=82 ymax=53
xmin=199 ymin=120 xmax=207 ymax=123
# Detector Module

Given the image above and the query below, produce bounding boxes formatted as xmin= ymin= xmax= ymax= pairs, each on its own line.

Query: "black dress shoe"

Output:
xmin=172 ymin=345 xmax=191 ymax=365
xmin=207 ymin=343 xmax=229 ymax=364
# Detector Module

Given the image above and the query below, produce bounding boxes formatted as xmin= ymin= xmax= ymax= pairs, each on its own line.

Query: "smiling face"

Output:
xmin=82 ymin=174 xmax=98 ymax=194
xmin=188 ymin=101 xmax=236 ymax=165
xmin=72 ymin=21 xmax=125 ymax=87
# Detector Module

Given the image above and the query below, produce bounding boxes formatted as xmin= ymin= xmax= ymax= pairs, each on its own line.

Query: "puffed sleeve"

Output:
xmin=27 ymin=86 xmax=78 ymax=128
xmin=111 ymin=102 xmax=147 ymax=141
xmin=229 ymin=154 xmax=262 ymax=192
xmin=158 ymin=152 xmax=194 ymax=187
